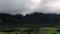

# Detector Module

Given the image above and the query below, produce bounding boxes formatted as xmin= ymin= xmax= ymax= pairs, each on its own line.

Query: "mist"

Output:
xmin=0 ymin=0 xmax=60 ymax=16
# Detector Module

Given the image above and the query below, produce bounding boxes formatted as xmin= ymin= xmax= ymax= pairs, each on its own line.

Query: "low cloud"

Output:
xmin=0 ymin=0 xmax=60 ymax=15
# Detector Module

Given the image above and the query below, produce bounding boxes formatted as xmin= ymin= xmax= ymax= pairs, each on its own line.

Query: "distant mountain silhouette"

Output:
xmin=0 ymin=13 xmax=60 ymax=26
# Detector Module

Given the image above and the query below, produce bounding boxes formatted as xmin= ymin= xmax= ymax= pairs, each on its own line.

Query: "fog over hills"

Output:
xmin=0 ymin=0 xmax=60 ymax=16
xmin=0 ymin=12 xmax=60 ymax=26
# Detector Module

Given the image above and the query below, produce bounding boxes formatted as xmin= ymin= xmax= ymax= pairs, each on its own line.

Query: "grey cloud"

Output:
xmin=0 ymin=0 xmax=60 ymax=16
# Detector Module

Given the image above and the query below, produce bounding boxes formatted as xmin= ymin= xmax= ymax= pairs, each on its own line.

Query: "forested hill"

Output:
xmin=0 ymin=13 xmax=60 ymax=26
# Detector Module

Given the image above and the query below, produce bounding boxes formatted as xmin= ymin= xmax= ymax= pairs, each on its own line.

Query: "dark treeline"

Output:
xmin=0 ymin=13 xmax=60 ymax=26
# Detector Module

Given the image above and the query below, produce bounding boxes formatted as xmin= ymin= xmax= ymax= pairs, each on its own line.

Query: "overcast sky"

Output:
xmin=0 ymin=0 xmax=60 ymax=15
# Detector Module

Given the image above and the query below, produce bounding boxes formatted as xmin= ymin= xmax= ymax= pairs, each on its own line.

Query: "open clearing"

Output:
xmin=0 ymin=27 xmax=60 ymax=34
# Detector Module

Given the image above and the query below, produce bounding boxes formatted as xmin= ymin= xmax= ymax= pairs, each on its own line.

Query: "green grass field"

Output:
xmin=0 ymin=26 xmax=60 ymax=34
xmin=15 ymin=27 xmax=60 ymax=34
